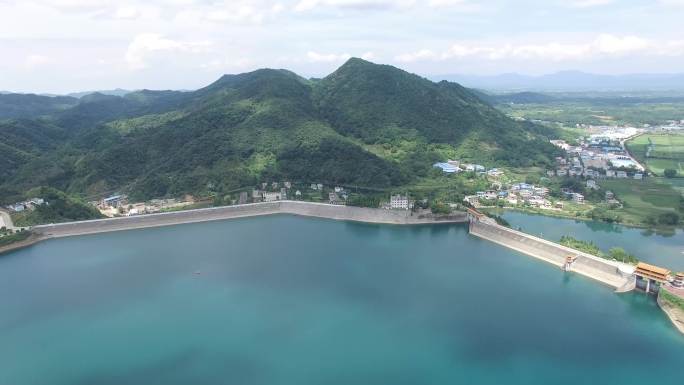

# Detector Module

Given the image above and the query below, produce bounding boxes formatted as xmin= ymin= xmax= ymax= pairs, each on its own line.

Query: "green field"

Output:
xmin=599 ymin=178 xmax=682 ymax=225
xmin=499 ymin=101 xmax=684 ymax=127
xmin=626 ymin=133 xmax=684 ymax=176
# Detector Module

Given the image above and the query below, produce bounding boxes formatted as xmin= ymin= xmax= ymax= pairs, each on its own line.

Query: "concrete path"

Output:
xmin=0 ymin=209 xmax=14 ymax=230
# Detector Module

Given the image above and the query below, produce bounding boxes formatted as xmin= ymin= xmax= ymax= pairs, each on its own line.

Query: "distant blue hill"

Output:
xmin=435 ymin=71 xmax=684 ymax=92
xmin=67 ymin=88 xmax=133 ymax=98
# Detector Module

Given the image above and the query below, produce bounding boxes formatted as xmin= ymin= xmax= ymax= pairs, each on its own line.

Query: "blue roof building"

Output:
xmin=433 ymin=162 xmax=459 ymax=173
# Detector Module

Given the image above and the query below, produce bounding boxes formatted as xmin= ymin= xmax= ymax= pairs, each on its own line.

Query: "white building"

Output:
xmin=390 ymin=194 xmax=410 ymax=210
xmin=586 ymin=180 xmax=597 ymax=189
xmin=573 ymin=193 xmax=585 ymax=204
xmin=433 ymin=162 xmax=460 ymax=173
xmin=617 ymin=171 xmax=628 ymax=178
xmin=263 ymin=192 xmax=282 ymax=202
xmin=634 ymin=173 xmax=643 ymax=180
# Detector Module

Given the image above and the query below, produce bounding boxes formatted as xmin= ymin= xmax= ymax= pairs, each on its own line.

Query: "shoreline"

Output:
xmin=485 ymin=206 xmax=683 ymax=231
xmin=0 ymin=233 xmax=44 ymax=256
xmin=2 ymin=201 xmax=467 ymax=254
xmin=657 ymin=291 xmax=684 ymax=335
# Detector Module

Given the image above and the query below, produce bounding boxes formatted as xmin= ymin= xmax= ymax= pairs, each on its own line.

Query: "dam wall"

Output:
xmin=280 ymin=201 xmax=467 ymax=224
xmin=31 ymin=201 xmax=468 ymax=240
xmin=469 ymin=220 xmax=631 ymax=289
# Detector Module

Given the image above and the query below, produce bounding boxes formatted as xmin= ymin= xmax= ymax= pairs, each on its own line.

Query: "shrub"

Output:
xmin=664 ymin=169 xmax=678 ymax=178
xmin=658 ymin=212 xmax=680 ymax=226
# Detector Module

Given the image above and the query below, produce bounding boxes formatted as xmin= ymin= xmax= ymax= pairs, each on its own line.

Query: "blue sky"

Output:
xmin=1 ymin=0 xmax=683 ymax=93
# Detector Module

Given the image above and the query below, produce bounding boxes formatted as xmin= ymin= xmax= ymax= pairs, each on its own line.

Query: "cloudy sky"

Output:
xmin=1 ymin=0 xmax=683 ymax=93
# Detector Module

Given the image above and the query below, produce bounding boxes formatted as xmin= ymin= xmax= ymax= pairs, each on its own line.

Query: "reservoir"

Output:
xmin=1 ymin=215 xmax=682 ymax=384
xmin=499 ymin=210 xmax=684 ymax=271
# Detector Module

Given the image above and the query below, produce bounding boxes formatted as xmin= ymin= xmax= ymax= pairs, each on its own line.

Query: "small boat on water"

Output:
xmin=193 ymin=270 xmax=201 ymax=275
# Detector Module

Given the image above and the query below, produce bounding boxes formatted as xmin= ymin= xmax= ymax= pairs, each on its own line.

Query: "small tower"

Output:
xmin=674 ymin=272 xmax=684 ymax=288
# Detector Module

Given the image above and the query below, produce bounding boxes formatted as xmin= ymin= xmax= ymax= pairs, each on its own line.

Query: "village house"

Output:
xmin=634 ymin=173 xmax=643 ymax=180
xmin=533 ymin=187 xmax=549 ymax=197
xmin=390 ymin=194 xmax=411 ymax=210
xmin=328 ymin=192 xmax=346 ymax=205
xmin=433 ymin=162 xmax=460 ymax=173
xmin=252 ymin=190 xmax=263 ymax=202
xmin=573 ymin=193 xmax=585 ymax=204
xmin=617 ymin=171 xmax=628 ymax=178
xmin=263 ymin=192 xmax=282 ymax=202
xmin=487 ymin=168 xmax=503 ymax=177
xmin=102 ymin=195 xmax=125 ymax=208
xmin=605 ymin=170 xmax=616 ymax=178
xmin=586 ymin=180 xmax=598 ymax=189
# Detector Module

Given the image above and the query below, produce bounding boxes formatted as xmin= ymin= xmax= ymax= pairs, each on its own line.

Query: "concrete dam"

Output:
xmin=27 ymin=201 xmax=631 ymax=292
xmin=468 ymin=218 xmax=634 ymax=290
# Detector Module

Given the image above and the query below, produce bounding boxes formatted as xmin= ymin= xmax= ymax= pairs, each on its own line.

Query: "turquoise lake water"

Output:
xmin=499 ymin=211 xmax=684 ymax=271
xmin=1 ymin=215 xmax=683 ymax=384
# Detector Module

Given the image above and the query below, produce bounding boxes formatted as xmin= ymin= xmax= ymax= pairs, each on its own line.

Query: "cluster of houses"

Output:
xmin=6 ymin=197 xmax=46 ymax=213
xmin=466 ymin=183 xmax=562 ymax=210
xmin=433 ymin=160 xmax=503 ymax=177
xmin=549 ymin=137 xmax=645 ymax=181
xmin=249 ymin=182 xmax=352 ymax=206
xmin=94 ymin=194 xmax=196 ymax=217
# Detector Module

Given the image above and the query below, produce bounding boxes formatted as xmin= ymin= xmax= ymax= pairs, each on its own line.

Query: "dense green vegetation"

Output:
xmin=660 ymin=288 xmax=684 ymax=312
xmin=0 ymin=94 xmax=78 ymax=119
xmin=0 ymin=58 xmax=561 ymax=205
xmin=0 ymin=229 xmax=31 ymax=247
xmin=559 ymin=235 xmax=638 ymax=264
xmin=11 ymin=187 xmax=103 ymax=226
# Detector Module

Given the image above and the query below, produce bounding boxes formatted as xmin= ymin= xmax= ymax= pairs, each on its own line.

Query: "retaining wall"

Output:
xmin=469 ymin=220 xmax=631 ymax=289
xmin=32 ymin=201 xmax=467 ymax=239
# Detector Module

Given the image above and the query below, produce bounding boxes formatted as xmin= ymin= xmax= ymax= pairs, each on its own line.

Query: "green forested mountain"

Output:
xmin=0 ymin=58 xmax=562 ymax=204
xmin=0 ymin=94 xmax=79 ymax=119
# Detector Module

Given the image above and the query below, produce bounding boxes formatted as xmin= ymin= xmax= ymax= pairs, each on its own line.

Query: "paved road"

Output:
xmin=0 ymin=209 xmax=14 ymax=230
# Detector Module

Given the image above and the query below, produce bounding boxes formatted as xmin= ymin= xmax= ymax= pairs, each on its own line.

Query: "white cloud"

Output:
xmin=395 ymin=34 xmax=684 ymax=63
xmin=659 ymin=0 xmax=684 ymax=6
xmin=25 ymin=54 xmax=51 ymax=69
xmin=200 ymin=57 xmax=252 ymax=71
xmin=567 ymin=0 xmax=614 ymax=8
xmin=360 ymin=51 xmax=377 ymax=60
xmin=125 ymin=33 xmax=211 ymax=70
xmin=294 ymin=0 xmax=469 ymax=12
xmin=395 ymin=49 xmax=438 ymax=62
xmin=306 ymin=51 xmax=351 ymax=62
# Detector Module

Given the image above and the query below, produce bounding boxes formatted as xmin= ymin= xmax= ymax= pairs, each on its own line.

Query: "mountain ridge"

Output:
xmin=0 ymin=58 xmax=561 ymax=204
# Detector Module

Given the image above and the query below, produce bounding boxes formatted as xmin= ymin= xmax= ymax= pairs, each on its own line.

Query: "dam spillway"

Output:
xmin=468 ymin=219 xmax=633 ymax=289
